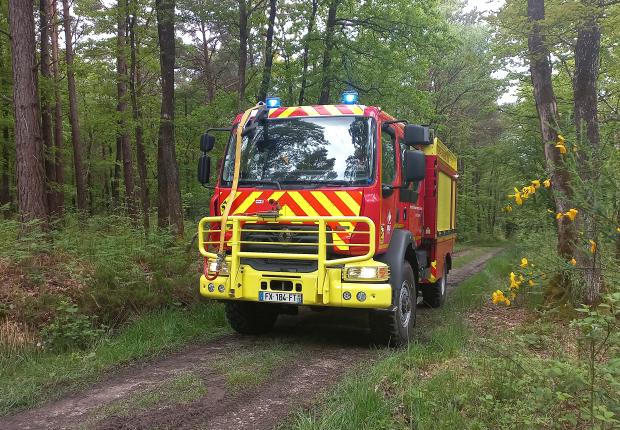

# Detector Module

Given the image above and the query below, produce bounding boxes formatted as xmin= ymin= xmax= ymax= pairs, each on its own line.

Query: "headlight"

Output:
xmin=343 ymin=266 xmax=389 ymax=281
xmin=207 ymin=260 xmax=229 ymax=276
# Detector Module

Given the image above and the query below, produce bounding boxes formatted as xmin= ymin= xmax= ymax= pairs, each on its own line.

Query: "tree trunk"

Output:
xmin=116 ymin=0 xmax=137 ymax=219
xmin=40 ymin=0 xmax=58 ymax=216
xmin=238 ymin=0 xmax=248 ymax=106
xmin=572 ymin=4 xmax=602 ymax=303
xmin=8 ymin=0 xmax=48 ymax=224
xmin=527 ymin=0 xmax=575 ymax=259
xmin=156 ymin=0 xmax=184 ymax=237
xmin=62 ymin=0 xmax=88 ymax=213
xmin=257 ymin=0 xmax=277 ymax=101
xmin=298 ymin=0 xmax=318 ymax=105
xmin=0 ymin=125 xmax=9 ymax=208
xmin=51 ymin=0 xmax=65 ymax=215
xmin=319 ymin=0 xmax=339 ymax=104
xmin=0 ymin=43 xmax=11 ymax=209
xmin=129 ymin=8 xmax=150 ymax=230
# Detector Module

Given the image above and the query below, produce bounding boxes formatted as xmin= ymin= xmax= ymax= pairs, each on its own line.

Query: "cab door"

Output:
xmin=380 ymin=124 xmax=398 ymax=249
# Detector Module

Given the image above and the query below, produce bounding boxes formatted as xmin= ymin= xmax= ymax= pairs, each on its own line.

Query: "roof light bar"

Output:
xmin=340 ymin=90 xmax=359 ymax=105
xmin=265 ymin=96 xmax=281 ymax=108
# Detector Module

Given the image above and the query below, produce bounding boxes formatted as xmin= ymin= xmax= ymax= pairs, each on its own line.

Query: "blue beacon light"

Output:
xmin=265 ymin=96 xmax=281 ymax=108
xmin=340 ymin=90 xmax=359 ymax=105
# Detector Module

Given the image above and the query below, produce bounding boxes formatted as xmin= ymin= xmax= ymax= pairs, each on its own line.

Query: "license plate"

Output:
xmin=258 ymin=291 xmax=303 ymax=304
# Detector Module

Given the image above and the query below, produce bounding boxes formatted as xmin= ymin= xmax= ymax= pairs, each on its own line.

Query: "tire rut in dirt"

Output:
xmin=96 ymin=345 xmax=375 ymax=430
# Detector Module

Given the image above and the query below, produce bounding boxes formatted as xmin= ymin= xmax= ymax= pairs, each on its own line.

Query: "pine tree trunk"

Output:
xmin=0 ymin=125 xmax=9 ymax=208
xmin=40 ymin=0 xmax=58 ymax=216
xmin=129 ymin=8 xmax=150 ymax=230
xmin=156 ymin=0 xmax=184 ymax=237
xmin=258 ymin=0 xmax=277 ymax=101
xmin=62 ymin=0 xmax=88 ymax=213
xmin=573 ymin=5 xmax=602 ymax=303
xmin=527 ymin=0 xmax=576 ymax=259
xmin=319 ymin=0 xmax=339 ymax=104
xmin=50 ymin=0 xmax=65 ymax=215
xmin=238 ymin=0 xmax=248 ymax=106
xmin=116 ymin=0 xmax=137 ymax=219
xmin=298 ymin=0 xmax=318 ymax=105
xmin=8 ymin=0 xmax=48 ymax=224
xmin=0 ymin=48 xmax=11 ymax=209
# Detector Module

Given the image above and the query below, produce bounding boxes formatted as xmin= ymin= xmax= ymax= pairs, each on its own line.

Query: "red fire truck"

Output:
xmin=197 ymin=93 xmax=457 ymax=346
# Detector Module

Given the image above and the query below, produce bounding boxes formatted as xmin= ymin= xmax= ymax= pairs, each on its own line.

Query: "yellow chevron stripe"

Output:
xmin=324 ymin=105 xmax=342 ymax=116
xmin=234 ymin=191 xmax=262 ymax=214
xmin=308 ymin=192 xmax=350 ymax=250
xmin=302 ymin=106 xmax=321 ymax=116
xmin=349 ymin=105 xmax=364 ymax=115
xmin=335 ymin=191 xmax=361 ymax=215
xmin=221 ymin=191 xmax=241 ymax=208
xmin=278 ymin=106 xmax=298 ymax=118
xmin=288 ymin=191 xmax=319 ymax=216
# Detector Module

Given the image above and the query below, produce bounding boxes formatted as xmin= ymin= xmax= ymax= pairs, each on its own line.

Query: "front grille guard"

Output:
xmin=198 ymin=215 xmax=376 ymax=299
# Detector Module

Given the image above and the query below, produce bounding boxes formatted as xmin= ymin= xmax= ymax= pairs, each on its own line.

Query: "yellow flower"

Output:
xmin=569 ymin=258 xmax=576 ymax=266
xmin=528 ymin=280 xmax=536 ymax=287
xmin=520 ymin=258 xmax=528 ymax=268
xmin=510 ymin=272 xmax=522 ymax=289
xmin=556 ymin=212 xmax=563 ymax=220
xmin=531 ymin=180 xmax=541 ymax=188
xmin=543 ymin=179 xmax=551 ymax=188
xmin=589 ymin=240 xmax=597 ymax=254
xmin=616 ymin=227 xmax=620 ymax=233
xmin=565 ymin=208 xmax=578 ymax=221
xmin=509 ymin=188 xmax=523 ymax=205
xmin=557 ymin=135 xmax=565 ymax=144
xmin=503 ymin=205 xmax=513 ymax=213
xmin=504 ymin=298 xmax=511 ymax=306
xmin=492 ymin=290 xmax=504 ymax=304
xmin=555 ymin=143 xmax=567 ymax=154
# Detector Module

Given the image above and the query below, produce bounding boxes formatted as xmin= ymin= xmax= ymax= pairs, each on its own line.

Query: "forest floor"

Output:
xmin=0 ymin=246 xmax=503 ymax=430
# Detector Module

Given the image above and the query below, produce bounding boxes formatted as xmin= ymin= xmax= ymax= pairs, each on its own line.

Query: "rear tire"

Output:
xmin=422 ymin=262 xmax=447 ymax=308
xmin=369 ymin=261 xmax=416 ymax=347
xmin=225 ymin=301 xmax=279 ymax=334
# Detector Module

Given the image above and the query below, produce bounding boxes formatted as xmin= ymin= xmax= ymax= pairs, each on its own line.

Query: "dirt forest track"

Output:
xmin=1 ymin=248 xmax=502 ymax=430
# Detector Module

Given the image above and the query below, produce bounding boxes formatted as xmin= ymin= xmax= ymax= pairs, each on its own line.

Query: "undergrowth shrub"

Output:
xmin=41 ymin=300 xmax=106 ymax=351
xmin=0 ymin=214 xmax=201 ymax=343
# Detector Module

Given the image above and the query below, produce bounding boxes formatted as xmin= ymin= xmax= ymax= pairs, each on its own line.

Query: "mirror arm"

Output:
xmin=206 ymin=127 xmax=232 ymax=134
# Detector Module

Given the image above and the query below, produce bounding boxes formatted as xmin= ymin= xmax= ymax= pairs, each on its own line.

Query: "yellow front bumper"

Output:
xmin=199 ymin=264 xmax=392 ymax=309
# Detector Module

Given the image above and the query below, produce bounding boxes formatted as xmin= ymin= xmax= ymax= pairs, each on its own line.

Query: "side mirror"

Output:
xmin=198 ymin=154 xmax=211 ymax=184
xmin=403 ymin=124 xmax=431 ymax=146
xmin=404 ymin=150 xmax=426 ymax=183
xmin=200 ymin=133 xmax=215 ymax=152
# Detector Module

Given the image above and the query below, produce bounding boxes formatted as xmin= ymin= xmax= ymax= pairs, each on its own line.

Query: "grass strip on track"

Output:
xmin=285 ymin=249 xmax=514 ymax=430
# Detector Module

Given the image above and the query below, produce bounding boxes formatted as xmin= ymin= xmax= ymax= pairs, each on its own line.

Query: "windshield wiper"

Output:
xmin=237 ymin=179 xmax=282 ymax=190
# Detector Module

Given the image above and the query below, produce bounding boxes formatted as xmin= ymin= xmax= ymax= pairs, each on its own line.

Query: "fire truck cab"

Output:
xmin=197 ymin=94 xmax=457 ymax=346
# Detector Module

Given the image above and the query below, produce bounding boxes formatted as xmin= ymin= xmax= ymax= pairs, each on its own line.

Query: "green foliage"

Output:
xmin=41 ymin=301 xmax=106 ymax=352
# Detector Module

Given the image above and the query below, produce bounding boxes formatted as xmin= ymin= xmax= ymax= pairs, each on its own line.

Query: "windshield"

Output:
xmin=221 ymin=116 xmax=375 ymax=187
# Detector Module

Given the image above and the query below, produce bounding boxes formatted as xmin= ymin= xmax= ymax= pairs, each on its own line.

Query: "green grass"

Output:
xmin=216 ymin=340 xmax=299 ymax=390
xmin=0 ymin=302 xmax=229 ymax=416
xmin=284 ymin=249 xmax=514 ymax=430
xmin=81 ymin=371 xmax=208 ymax=427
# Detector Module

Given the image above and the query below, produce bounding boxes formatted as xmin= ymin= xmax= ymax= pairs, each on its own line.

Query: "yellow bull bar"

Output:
xmin=198 ymin=215 xmax=376 ymax=301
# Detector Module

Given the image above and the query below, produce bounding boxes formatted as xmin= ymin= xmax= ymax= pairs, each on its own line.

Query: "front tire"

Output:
xmin=369 ymin=261 xmax=416 ymax=347
xmin=225 ymin=301 xmax=279 ymax=334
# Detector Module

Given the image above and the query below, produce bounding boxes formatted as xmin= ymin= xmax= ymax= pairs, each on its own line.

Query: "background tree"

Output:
xmin=156 ymin=0 xmax=184 ymax=237
xmin=8 ymin=0 xmax=48 ymax=223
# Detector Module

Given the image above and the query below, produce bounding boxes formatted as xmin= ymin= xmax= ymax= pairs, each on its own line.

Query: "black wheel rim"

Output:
xmin=399 ymin=281 xmax=412 ymax=327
